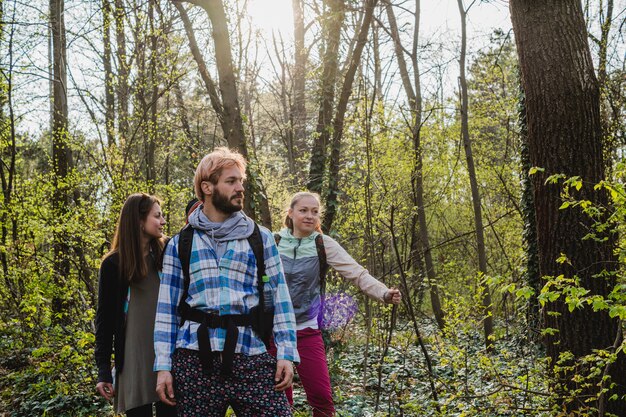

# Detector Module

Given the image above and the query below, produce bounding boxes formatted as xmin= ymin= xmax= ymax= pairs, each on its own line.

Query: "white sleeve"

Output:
xmin=323 ymin=235 xmax=388 ymax=302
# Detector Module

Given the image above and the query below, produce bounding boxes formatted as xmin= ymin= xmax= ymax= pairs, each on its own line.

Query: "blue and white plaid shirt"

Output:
xmin=154 ymin=226 xmax=299 ymax=371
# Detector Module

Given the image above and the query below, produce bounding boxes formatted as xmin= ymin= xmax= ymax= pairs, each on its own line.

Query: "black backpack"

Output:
xmin=174 ymin=223 xmax=273 ymax=375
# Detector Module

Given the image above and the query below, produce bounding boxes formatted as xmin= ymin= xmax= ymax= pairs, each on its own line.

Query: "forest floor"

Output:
xmin=0 ymin=317 xmax=550 ymax=416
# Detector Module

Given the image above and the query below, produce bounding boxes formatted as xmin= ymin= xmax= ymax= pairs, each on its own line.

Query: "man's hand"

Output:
xmin=96 ymin=381 xmax=115 ymax=401
xmin=274 ymin=359 xmax=294 ymax=392
xmin=156 ymin=370 xmax=177 ymax=406
xmin=384 ymin=288 xmax=402 ymax=304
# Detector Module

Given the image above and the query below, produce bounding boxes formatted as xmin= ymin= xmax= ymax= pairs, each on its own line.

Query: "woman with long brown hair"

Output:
xmin=94 ymin=193 xmax=176 ymax=417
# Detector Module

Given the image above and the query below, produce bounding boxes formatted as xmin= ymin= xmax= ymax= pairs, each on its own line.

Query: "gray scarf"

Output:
xmin=188 ymin=205 xmax=255 ymax=259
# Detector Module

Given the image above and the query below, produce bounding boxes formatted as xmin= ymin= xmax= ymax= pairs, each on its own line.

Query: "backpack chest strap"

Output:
xmin=182 ymin=309 xmax=255 ymax=376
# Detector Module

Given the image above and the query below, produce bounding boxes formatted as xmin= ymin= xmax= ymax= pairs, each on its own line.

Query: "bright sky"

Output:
xmin=245 ymin=0 xmax=513 ymax=105
xmin=247 ymin=0 xmax=513 ymax=42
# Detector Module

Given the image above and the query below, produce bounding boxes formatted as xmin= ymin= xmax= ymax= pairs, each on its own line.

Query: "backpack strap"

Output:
xmin=247 ymin=224 xmax=275 ymax=349
xmin=247 ymin=223 xmax=267 ymax=313
xmin=176 ymin=222 xmax=269 ymax=317
xmin=273 ymin=233 xmax=281 ymax=246
xmin=157 ymin=237 xmax=172 ymax=272
xmin=315 ymin=233 xmax=329 ymax=328
xmin=177 ymin=224 xmax=194 ymax=318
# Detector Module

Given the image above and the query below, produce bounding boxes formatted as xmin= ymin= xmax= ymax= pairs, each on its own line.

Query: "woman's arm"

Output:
xmin=94 ymin=256 xmax=117 ymax=383
xmin=323 ymin=235 xmax=389 ymax=302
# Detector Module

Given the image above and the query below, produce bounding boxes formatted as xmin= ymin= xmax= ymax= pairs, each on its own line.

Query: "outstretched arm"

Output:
xmin=323 ymin=235 xmax=391 ymax=303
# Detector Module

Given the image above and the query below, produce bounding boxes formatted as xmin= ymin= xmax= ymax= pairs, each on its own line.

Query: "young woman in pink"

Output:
xmin=271 ymin=192 xmax=401 ymax=417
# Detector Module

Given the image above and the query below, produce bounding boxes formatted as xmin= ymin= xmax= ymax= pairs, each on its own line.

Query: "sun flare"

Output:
xmin=247 ymin=0 xmax=295 ymax=38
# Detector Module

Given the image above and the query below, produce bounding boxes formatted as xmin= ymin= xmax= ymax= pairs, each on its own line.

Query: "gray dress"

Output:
xmin=115 ymin=255 xmax=161 ymax=413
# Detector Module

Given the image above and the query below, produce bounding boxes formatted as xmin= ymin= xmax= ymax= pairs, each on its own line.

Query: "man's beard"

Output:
xmin=212 ymin=188 xmax=244 ymax=214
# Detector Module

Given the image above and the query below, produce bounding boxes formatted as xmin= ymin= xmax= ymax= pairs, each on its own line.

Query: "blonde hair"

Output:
xmin=284 ymin=192 xmax=324 ymax=232
xmin=194 ymin=147 xmax=247 ymax=201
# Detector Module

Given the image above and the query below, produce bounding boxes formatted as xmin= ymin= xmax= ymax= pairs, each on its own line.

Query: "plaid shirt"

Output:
xmin=154 ymin=226 xmax=299 ymax=371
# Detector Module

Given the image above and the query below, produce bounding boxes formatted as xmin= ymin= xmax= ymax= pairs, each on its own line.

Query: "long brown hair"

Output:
xmin=284 ymin=192 xmax=324 ymax=233
xmin=105 ymin=193 xmax=165 ymax=282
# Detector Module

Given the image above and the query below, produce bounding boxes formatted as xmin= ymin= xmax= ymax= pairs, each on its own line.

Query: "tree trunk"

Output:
xmin=114 ymin=0 xmax=129 ymax=147
xmin=50 ymin=0 xmax=71 ymax=318
xmin=175 ymin=3 xmax=226 ymax=136
xmin=596 ymin=0 xmax=616 ymax=164
xmin=386 ymin=0 xmax=445 ymax=331
xmin=510 ymin=0 xmax=626 ymax=413
xmin=0 ymin=0 xmax=18 ymax=294
xmin=307 ymin=0 xmax=343 ymax=194
xmin=146 ymin=0 xmax=158 ymax=187
xmin=291 ymin=0 xmax=306 ymax=174
xmin=518 ymin=80 xmax=540 ymax=338
xmin=178 ymin=0 xmax=271 ymax=226
xmin=174 ymin=78 xmax=198 ymax=175
xmin=198 ymin=0 xmax=246 ymax=150
xmin=102 ymin=0 xmax=115 ymax=147
xmin=323 ymin=0 xmax=377 ymax=232
xmin=457 ymin=0 xmax=493 ymax=352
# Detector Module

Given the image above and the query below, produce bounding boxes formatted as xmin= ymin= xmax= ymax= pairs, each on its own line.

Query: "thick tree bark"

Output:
xmin=510 ymin=0 xmax=626 ymax=413
xmin=386 ymin=0 xmax=445 ymax=331
xmin=457 ymin=0 xmax=493 ymax=351
xmin=307 ymin=0 xmax=343 ymax=194
xmin=323 ymin=0 xmax=377 ymax=232
xmin=518 ymin=82 xmax=540 ymax=338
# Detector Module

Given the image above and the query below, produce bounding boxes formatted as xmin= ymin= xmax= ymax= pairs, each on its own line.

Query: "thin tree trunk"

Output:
xmin=174 ymin=79 xmax=198 ymax=174
xmin=291 ymin=0 xmax=306 ymax=174
xmin=102 ymin=0 xmax=115 ymax=147
xmin=50 ymin=0 xmax=71 ymax=318
xmin=198 ymin=0 xmax=246 ymax=150
xmin=114 ymin=0 xmax=129 ymax=147
xmin=323 ymin=0 xmax=377 ymax=232
xmin=597 ymin=0 xmax=616 ymax=162
xmin=271 ymin=35 xmax=296 ymax=176
xmin=307 ymin=0 xmax=343 ymax=194
xmin=0 ymin=2 xmax=20 ymax=303
xmin=387 ymin=206 xmax=441 ymax=413
xmin=510 ymin=0 xmax=626 ymax=413
xmin=386 ymin=0 xmax=445 ymax=330
xmin=457 ymin=0 xmax=493 ymax=352
xmin=174 ymin=3 xmax=226 ymax=134
xmin=146 ymin=0 xmax=158 ymax=186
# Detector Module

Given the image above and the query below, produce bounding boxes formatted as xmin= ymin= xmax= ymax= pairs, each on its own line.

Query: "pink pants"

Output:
xmin=269 ymin=328 xmax=335 ymax=417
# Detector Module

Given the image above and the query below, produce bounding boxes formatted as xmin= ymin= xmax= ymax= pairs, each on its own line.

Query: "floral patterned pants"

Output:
xmin=172 ymin=348 xmax=292 ymax=417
